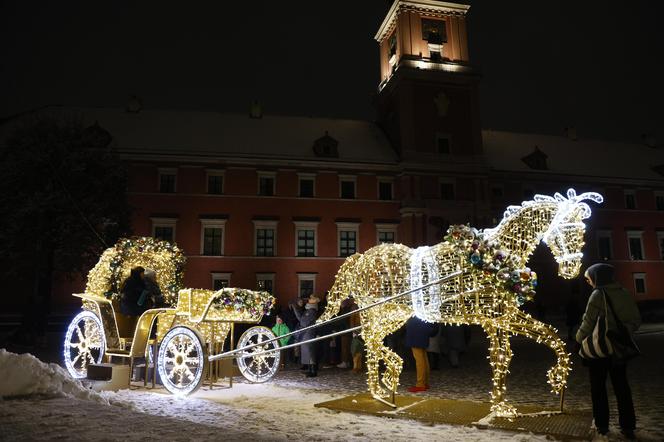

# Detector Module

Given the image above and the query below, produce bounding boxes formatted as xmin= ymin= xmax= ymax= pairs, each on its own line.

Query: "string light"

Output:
xmin=318 ymin=188 xmax=602 ymax=416
xmin=85 ymin=237 xmax=186 ymax=306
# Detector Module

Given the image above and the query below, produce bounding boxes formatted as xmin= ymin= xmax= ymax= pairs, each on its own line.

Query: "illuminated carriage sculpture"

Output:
xmin=63 ymin=237 xmax=280 ymax=395
xmin=65 ymin=189 xmax=601 ymax=416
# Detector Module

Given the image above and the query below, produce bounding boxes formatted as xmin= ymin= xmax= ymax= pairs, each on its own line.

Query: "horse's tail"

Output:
xmin=317 ymin=253 xmax=362 ymax=324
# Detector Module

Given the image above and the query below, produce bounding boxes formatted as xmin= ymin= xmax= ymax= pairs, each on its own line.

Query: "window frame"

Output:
xmin=624 ymin=190 xmax=636 ymax=209
xmin=253 ymin=220 xmax=278 ymax=257
xmin=298 ymin=173 xmax=316 ymax=198
xmin=200 ymin=219 xmax=227 ymax=256
xmin=256 ymin=273 xmax=275 ymax=294
xmin=336 ymin=222 xmax=360 ymax=257
xmin=158 ymin=168 xmax=177 ymax=193
xmin=596 ymin=230 xmax=613 ymax=261
xmin=211 ymin=272 xmax=231 ymax=290
xmin=151 ymin=217 xmax=177 ymax=243
xmin=297 ymin=273 xmax=316 ymax=298
xmin=206 ymin=169 xmax=224 ymax=195
xmin=439 ymin=178 xmax=455 ymax=200
xmin=376 ymin=223 xmax=398 ymax=244
xmin=656 ymin=192 xmax=664 ymax=211
xmin=339 ymin=175 xmax=357 ymax=199
xmin=294 ymin=221 xmax=318 ymax=257
xmin=257 ymin=171 xmax=276 ymax=196
xmin=626 ymin=230 xmax=644 ymax=260
xmin=658 ymin=231 xmax=664 ymax=260
xmin=632 ymin=272 xmax=646 ymax=295
xmin=377 ymin=177 xmax=394 ymax=201
xmin=435 ymin=132 xmax=451 ymax=155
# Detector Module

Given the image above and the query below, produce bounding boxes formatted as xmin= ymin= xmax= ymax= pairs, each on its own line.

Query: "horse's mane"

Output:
xmin=482 ymin=188 xmax=603 ymax=240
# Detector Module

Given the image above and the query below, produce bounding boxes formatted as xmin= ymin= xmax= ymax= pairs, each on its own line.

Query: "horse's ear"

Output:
xmin=554 ymin=192 xmax=566 ymax=202
xmin=577 ymin=192 xmax=604 ymax=204
xmin=566 ymin=188 xmax=577 ymax=200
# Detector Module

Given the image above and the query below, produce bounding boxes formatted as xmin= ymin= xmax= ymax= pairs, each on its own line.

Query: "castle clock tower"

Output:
xmin=375 ymin=1 xmax=489 ymax=247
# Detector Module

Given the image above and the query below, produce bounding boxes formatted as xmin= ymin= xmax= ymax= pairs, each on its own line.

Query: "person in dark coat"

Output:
xmin=120 ymin=266 xmax=145 ymax=316
xmin=292 ymin=295 xmax=320 ymax=377
xmin=141 ymin=268 xmax=164 ymax=308
xmin=577 ymin=263 xmax=641 ymax=440
xmin=405 ymin=316 xmax=438 ymax=392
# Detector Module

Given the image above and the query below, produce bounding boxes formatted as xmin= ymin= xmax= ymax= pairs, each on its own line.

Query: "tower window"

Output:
xmin=624 ymin=191 xmax=636 ymax=209
xmin=421 ymin=19 xmax=447 ymax=43
xmin=436 ymin=135 xmax=450 ymax=154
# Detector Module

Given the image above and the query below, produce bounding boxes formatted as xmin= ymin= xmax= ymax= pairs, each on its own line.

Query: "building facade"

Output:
xmin=36 ymin=0 xmax=664 ymax=312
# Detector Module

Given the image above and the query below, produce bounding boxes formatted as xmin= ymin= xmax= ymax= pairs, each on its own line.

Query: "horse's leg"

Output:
xmin=361 ymin=306 xmax=410 ymax=401
xmin=507 ymin=310 xmax=570 ymax=396
xmin=482 ymin=321 xmax=517 ymax=417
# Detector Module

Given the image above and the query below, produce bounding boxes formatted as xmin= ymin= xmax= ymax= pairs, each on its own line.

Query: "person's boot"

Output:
xmin=306 ymin=363 xmax=318 ymax=377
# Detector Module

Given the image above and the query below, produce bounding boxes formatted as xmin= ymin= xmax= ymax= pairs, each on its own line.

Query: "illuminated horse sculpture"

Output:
xmin=318 ymin=189 xmax=603 ymax=416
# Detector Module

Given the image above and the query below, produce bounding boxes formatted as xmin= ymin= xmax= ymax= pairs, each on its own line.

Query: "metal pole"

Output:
xmin=229 ymin=325 xmax=363 ymax=361
xmin=209 ymin=270 xmax=463 ymax=362
xmin=210 ymin=289 xmax=476 ymax=362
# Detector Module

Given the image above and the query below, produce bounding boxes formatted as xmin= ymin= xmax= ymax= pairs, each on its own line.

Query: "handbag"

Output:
xmin=604 ymin=290 xmax=641 ymax=361
xmin=579 ymin=291 xmax=613 ymax=359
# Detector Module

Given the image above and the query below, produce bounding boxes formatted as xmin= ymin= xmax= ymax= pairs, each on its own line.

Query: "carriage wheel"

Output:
xmin=158 ymin=327 xmax=206 ymax=396
xmin=237 ymin=326 xmax=280 ymax=383
xmin=63 ymin=311 xmax=106 ymax=379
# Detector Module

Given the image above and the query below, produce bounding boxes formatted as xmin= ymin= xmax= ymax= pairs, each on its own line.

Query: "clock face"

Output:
xmin=421 ymin=18 xmax=447 ymax=42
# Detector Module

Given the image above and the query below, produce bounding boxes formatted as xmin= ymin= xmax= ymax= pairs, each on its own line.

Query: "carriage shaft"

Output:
xmin=208 ymin=270 xmax=463 ymax=362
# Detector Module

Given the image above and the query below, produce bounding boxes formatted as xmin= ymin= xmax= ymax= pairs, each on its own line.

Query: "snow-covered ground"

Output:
xmin=2 ymin=327 xmax=663 ymax=441
xmin=0 ymin=349 xmax=550 ymax=441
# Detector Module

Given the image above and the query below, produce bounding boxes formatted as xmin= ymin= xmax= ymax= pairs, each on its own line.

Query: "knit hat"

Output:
xmin=584 ymin=263 xmax=615 ymax=287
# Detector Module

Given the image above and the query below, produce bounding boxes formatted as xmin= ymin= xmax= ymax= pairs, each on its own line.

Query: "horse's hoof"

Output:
xmin=492 ymin=402 xmax=518 ymax=418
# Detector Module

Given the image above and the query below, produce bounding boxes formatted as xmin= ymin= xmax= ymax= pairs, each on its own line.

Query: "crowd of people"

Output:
xmin=119 ymin=263 xmax=641 ymax=439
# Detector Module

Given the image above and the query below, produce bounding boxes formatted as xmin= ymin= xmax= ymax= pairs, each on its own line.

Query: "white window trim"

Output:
xmin=151 ymin=217 xmax=177 ymax=241
xmin=297 ymin=173 xmax=316 ymax=197
xmin=632 ymin=272 xmax=646 ymax=295
xmin=211 ymin=272 xmax=231 ymax=289
xmin=376 ymin=223 xmax=398 ymax=244
xmin=657 ymin=232 xmax=664 ymax=260
xmin=377 ymin=177 xmax=394 ymax=200
xmin=256 ymin=273 xmax=275 ymax=292
xmin=253 ymin=220 xmax=278 ymax=256
xmin=258 ymin=171 xmax=277 ymax=196
xmin=206 ymin=169 xmax=225 ymax=194
xmin=158 ymin=167 xmax=178 ymax=192
xmin=439 ymin=178 xmax=456 ymax=199
xmin=336 ymin=222 xmax=360 ymax=257
xmin=297 ymin=273 xmax=317 ymax=297
xmin=200 ymin=219 xmax=227 ymax=255
xmin=596 ymin=230 xmax=613 ymax=260
xmin=655 ymin=191 xmax=664 ymax=210
xmin=294 ymin=221 xmax=318 ymax=257
xmin=626 ymin=230 xmax=644 ymax=260
xmin=624 ymin=190 xmax=636 ymax=209
xmin=339 ymin=174 xmax=357 ymax=199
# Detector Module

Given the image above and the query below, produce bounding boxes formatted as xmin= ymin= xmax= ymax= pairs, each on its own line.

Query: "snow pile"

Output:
xmin=0 ymin=349 xmax=107 ymax=404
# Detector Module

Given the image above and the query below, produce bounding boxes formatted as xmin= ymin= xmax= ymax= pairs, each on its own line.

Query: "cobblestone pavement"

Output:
xmin=271 ymin=325 xmax=664 ymax=440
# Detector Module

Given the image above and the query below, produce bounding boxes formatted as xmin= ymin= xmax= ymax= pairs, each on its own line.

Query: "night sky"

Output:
xmin=2 ymin=1 xmax=662 ymax=144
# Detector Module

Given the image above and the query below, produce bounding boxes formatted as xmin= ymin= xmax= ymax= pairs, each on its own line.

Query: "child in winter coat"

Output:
xmin=272 ymin=315 xmax=291 ymax=369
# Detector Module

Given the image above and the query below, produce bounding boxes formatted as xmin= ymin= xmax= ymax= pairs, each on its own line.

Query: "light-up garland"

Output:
xmin=71 ymin=236 xmax=278 ymax=390
xmin=210 ymin=288 xmax=275 ymax=320
xmin=85 ymin=237 xmax=186 ymax=306
xmin=318 ymin=189 xmax=602 ymax=417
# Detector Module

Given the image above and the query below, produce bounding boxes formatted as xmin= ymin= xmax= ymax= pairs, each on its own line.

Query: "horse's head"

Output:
xmin=539 ymin=189 xmax=603 ymax=279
